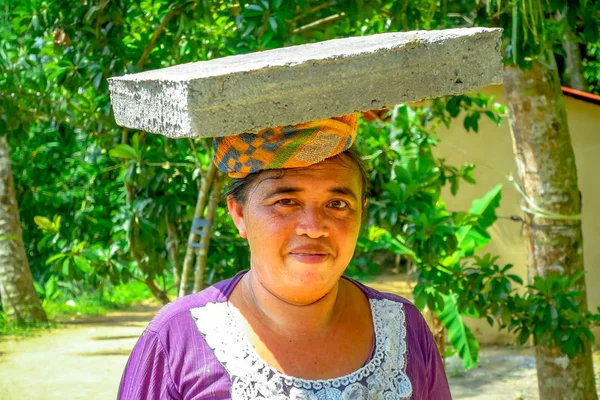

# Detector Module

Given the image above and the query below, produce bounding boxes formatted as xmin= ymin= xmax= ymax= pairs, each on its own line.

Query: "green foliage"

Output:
xmin=43 ymin=279 xmax=157 ymax=320
xmin=479 ymin=0 xmax=600 ymax=69
xmin=0 ymin=312 xmax=55 ymax=336
xmin=348 ymin=98 xmax=511 ymax=369
xmin=437 ymin=293 xmax=480 ymax=370
xmin=584 ymin=41 xmax=600 ymax=94
xmin=353 ymin=101 xmax=597 ymax=367
xmin=509 ymin=273 xmax=598 ymax=358
xmin=3 ymin=0 xmax=599 ymax=369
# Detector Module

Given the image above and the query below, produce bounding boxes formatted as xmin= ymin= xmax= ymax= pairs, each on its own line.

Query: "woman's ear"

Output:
xmin=227 ymin=195 xmax=247 ymax=238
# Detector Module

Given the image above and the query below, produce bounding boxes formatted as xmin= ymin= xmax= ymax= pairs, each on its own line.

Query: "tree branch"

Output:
xmin=96 ymin=0 xmax=111 ymax=42
xmin=145 ymin=162 xmax=197 ymax=168
xmin=293 ymin=13 xmax=345 ymax=34
xmin=136 ymin=5 xmax=182 ymax=70
xmin=291 ymin=2 xmax=334 ymax=22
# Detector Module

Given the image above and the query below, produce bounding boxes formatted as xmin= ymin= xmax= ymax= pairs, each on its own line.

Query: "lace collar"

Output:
xmin=190 ymin=298 xmax=412 ymax=399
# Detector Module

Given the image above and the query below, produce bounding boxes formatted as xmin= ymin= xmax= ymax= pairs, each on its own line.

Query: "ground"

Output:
xmin=0 ymin=305 xmax=157 ymax=400
xmin=0 ymin=275 xmax=598 ymax=399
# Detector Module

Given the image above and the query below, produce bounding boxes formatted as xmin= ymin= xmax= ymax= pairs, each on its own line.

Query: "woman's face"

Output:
xmin=227 ymin=155 xmax=363 ymax=305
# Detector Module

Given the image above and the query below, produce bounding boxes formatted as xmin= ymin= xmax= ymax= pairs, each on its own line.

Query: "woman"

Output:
xmin=118 ymin=114 xmax=451 ymax=399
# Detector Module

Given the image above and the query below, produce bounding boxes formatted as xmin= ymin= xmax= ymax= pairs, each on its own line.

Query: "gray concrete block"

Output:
xmin=108 ymin=27 xmax=502 ymax=138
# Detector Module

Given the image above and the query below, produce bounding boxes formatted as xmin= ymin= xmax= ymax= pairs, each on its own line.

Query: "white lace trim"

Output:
xmin=190 ymin=298 xmax=413 ymax=399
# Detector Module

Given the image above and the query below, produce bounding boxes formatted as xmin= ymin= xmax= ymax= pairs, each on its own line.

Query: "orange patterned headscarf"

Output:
xmin=213 ymin=114 xmax=358 ymax=179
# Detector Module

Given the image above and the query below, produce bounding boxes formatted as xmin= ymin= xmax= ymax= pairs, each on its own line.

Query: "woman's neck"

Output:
xmin=237 ymin=270 xmax=347 ymax=338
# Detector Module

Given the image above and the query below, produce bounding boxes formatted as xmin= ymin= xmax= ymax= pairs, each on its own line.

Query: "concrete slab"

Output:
xmin=108 ymin=27 xmax=502 ymax=138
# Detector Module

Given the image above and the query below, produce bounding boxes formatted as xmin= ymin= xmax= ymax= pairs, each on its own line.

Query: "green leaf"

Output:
xmin=247 ymin=3 xmax=265 ymax=12
xmin=468 ymin=183 xmax=502 ymax=230
xmin=45 ymin=253 xmax=67 ymax=265
xmin=44 ymin=275 xmax=58 ymax=298
xmin=445 ymin=96 xmax=461 ymax=118
xmin=131 ymin=133 xmax=140 ymax=152
xmin=463 ymin=113 xmax=480 ymax=133
xmin=34 ymin=281 xmax=44 ymax=297
xmin=92 ymin=72 xmax=103 ymax=90
xmin=508 ymin=274 xmax=523 ymax=285
xmin=72 ymin=241 xmax=86 ymax=253
xmin=244 ymin=4 xmax=265 ymax=16
xmin=443 ymin=185 xmax=502 ymax=266
xmin=47 ymin=67 xmax=67 ymax=82
xmin=268 ymin=17 xmax=278 ymax=33
xmin=109 ymin=144 xmax=139 ymax=160
xmin=437 ymin=292 xmax=480 ymax=370
xmin=62 ymin=258 xmax=71 ymax=277
xmin=34 ymin=216 xmax=54 ymax=230
xmin=517 ymin=327 xmax=530 ymax=345
xmin=393 ymin=166 xmax=411 ymax=185
xmin=260 ymin=31 xmax=273 ymax=47
xmin=450 ymin=177 xmax=459 ymax=196
xmin=74 ymin=256 xmax=91 ymax=272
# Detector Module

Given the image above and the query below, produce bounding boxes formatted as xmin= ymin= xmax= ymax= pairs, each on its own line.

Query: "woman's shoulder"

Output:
xmin=145 ymin=272 xmax=244 ymax=335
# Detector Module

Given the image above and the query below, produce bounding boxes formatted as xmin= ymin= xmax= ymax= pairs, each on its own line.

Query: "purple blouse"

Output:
xmin=118 ymin=271 xmax=451 ymax=399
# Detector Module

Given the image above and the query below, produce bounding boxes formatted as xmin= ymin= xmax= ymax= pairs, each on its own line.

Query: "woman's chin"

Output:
xmin=252 ymin=261 xmax=345 ymax=305
xmin=275 ymin=273 xmax=338 ymax=305
xmin=276 ymin=289 xmax=330 ymax=306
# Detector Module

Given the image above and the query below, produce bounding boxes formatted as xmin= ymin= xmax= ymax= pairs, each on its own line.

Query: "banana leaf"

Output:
xmin=437 ymin=292 xmax=480 ymax=370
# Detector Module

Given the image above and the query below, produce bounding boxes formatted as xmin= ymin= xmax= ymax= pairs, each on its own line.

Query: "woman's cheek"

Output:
xmin=256 ymin=210 xmax=293 ymax=235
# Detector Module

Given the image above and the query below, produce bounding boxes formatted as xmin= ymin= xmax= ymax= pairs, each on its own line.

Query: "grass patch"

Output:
xmin=1 ymin=279 xmax=157 ymax=336
xmin=45 ymin=279 xmax=156 ymax=320
xmin=0 ymin=316 xmax=56 ymax=337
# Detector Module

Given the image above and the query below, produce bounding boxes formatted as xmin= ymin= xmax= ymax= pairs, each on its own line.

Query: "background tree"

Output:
xmin=494 ymin=1 xmax=598 ymax=397
xmin=0 ymin=6 xmax=50 ymax=325
xmin=2 ymin=2 xmax=600 ymax=397
xmin=0 ymin=135 xmax=47 ymax=325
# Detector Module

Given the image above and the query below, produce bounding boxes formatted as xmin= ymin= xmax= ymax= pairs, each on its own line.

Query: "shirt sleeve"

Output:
xmin=117 ymin=329 xmax=180 ymax=400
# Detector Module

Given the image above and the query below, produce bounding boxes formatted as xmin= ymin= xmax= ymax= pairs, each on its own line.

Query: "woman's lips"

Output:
xmin=288 ymin=253 xmax=330 ymax=264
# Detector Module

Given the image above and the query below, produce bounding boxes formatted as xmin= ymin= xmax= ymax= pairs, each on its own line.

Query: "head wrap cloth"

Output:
xmin=213 ymin=114 xmax=358 ymax=179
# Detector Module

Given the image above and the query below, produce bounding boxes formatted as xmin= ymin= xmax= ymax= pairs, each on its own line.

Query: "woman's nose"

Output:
xmin=295 ymin=206 xmax=329 ymax=238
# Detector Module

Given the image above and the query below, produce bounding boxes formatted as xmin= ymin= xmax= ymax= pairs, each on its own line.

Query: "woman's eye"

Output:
xmin=276 ymin=199 xmax=297 ymax=206
xmin=328 ymin=200 xmax=348 ymax=209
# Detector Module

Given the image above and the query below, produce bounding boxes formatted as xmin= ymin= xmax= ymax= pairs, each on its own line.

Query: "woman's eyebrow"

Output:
xmin=264 ymin=186 xmax=358 ymax=201
xmin=329 ymin=186 xmax=358 ymax=201
xmin=264 ymin=186 xmax=303 ymax=199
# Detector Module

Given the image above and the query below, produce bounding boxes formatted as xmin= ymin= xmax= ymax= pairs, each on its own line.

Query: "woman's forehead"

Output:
xmin=253 ymin=158 xmax=361 ymax=195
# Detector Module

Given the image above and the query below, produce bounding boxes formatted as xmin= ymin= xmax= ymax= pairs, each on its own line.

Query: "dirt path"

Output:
xmin=0 ymin=277 xmax=598 ymax=399
xmin=0 ymin=305 xmax=159 ymax=400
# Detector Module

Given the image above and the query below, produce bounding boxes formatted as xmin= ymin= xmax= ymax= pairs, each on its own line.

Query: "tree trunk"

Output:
xmin=165 ymin=215 xmax=181 ymax=293
xmin=557 ymin=9 xmax=589 ymax=91
xmin=0 ymin=136 xmax=47 ymax=325
xmin=193 ymin=171 xmax=226 ymax=292
xmin=562 ymin=33 xmax=588 ymax=91
xmin=144 ymin=277 xmax=170 ymax=305
xmin=503 ymin=54 xmax=598 ymax=400
xmin=179 ymin=160 xmax=217 ymax=298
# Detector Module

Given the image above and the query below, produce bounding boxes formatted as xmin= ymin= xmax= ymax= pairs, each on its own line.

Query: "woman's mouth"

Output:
xmin=288 ymin=244 xmax=332 ymax=264
xmin=288 ymin=253 xmax=330 ymax=264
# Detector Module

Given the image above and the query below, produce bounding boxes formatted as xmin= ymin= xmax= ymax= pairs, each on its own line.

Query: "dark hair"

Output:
xmin=225 ymin=146 xmax=369 ymax=206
